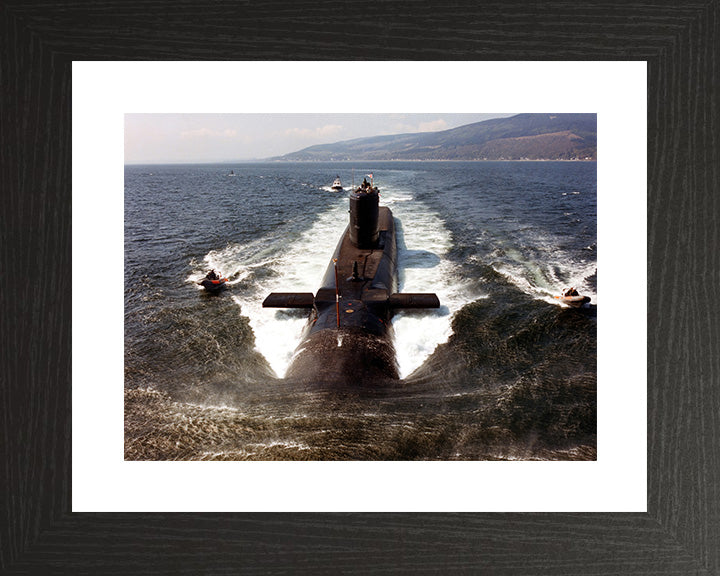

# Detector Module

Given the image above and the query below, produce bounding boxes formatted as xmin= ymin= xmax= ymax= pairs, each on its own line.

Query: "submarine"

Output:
xmin=263 ymin=180 xmax=440 ymax=384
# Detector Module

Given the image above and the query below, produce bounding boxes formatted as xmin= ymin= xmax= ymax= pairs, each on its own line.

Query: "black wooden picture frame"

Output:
xmin=2 ymin=1 xmax=718 ymax=574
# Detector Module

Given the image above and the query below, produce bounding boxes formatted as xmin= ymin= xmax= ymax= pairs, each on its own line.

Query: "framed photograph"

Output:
xmin=2 ymin=1 xmax=718 ymax=573
xmin=75 ymin=62 xmax=642 ymax=514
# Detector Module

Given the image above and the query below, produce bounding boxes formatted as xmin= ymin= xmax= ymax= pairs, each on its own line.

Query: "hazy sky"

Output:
xmin=124 ymin=113 xmax=514 ymax=164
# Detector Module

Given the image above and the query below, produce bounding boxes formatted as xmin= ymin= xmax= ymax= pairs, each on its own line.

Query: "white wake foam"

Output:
xmin=490 ymin=231 xmax=597 ymax=306
xmin=187 ymin=201 xmax=347 ymax=377
xmin=188 ymin=185 xmax=479 ymax=379
xmin=384 ymin=184 xmax=480 ymax=378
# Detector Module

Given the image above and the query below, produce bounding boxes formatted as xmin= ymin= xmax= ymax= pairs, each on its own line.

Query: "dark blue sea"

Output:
xmin=124 ymin=161 xmax=597 ymax=460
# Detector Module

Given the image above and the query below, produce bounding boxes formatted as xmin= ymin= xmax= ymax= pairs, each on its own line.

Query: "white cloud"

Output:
xmin=390 ymin=123 xmax=415 ymax=134
xmin=418 ymin=119 xmax=447 ymax=132
xmin=389 ymin=119 xmax=448 ymax=134
xmin=284 ymin=124 xmax=343 ymax=139
xmin=180 ymin=128 xmax=238 ymax=138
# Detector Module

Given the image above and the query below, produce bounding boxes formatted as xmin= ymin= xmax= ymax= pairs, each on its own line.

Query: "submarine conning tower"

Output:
xmin=262 ymin=179 xmax=441 ymax=383
xmin=349 ymin=186 xmax=380 ymax=249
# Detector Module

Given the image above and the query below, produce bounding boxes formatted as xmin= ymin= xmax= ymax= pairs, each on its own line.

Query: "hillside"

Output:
xmin=272 ymin=113 xmax=596 ymax=161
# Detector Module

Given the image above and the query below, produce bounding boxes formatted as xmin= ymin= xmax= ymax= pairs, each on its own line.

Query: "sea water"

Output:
xmin=124 ymin=161 xmax=596 ymax=460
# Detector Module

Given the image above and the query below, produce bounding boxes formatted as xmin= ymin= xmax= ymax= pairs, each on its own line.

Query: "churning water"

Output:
xmin=125 ymin=161 xmax=596 ymax=460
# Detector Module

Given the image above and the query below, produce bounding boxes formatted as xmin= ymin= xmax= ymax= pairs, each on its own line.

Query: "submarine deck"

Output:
xmin=311 ymin=206 xmax=396 ymax=334
xmin=263 ymin=202 xmax=438 ymax=336
xmin=316 ymin=206 xmax=396 ymax=304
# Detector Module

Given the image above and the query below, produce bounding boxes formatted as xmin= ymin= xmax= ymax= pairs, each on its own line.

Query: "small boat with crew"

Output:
xmin=331 ymin=176 xmax=343 ymax=190
xmin=555 ymin=287 xmax=590 ymax=307
xmin=199 ymin=270 xmax=228 ymax=293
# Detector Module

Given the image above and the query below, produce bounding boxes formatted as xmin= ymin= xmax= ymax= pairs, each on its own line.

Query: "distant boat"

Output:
xmin=228 ymin=170 xmax=236 ymax=177
xmin=331 ymin=176 xmax=343 ymax=190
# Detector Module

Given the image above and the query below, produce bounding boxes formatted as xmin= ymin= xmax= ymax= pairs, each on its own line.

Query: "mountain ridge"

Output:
xmin=271 ymin=113 xmax=597 ymax=161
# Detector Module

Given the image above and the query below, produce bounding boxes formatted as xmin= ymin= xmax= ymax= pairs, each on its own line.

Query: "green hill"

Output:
xmin=273 ymin=113 xmax=596 ymax=161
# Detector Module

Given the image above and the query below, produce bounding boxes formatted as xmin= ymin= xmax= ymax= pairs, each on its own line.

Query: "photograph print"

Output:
xmin=124 ymin=112 xmax=597 ymax=461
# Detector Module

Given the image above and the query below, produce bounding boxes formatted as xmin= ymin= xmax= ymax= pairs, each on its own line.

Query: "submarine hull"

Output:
xmin=285 ymin=328 xmax=399 ymax=384
xmin=285 ymin=204 xmax=398 ymax=383
xmin=263 ymin=186 xmax=439 ymax=384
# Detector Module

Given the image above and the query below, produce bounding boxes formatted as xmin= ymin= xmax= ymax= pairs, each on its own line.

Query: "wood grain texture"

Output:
xmin=1 ymin=0 xmax=718 ymax=574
